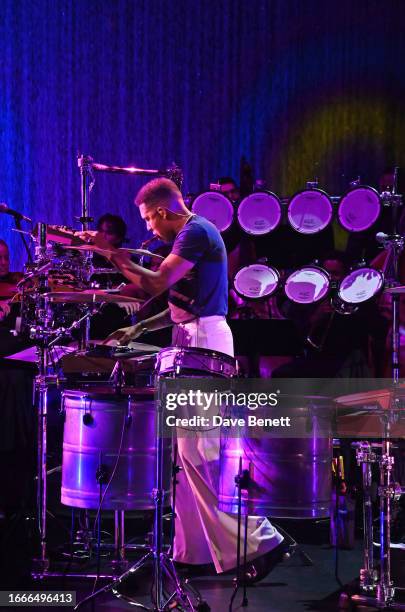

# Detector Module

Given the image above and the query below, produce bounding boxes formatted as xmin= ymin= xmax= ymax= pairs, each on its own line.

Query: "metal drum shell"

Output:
xmin=156 ymin=346 xmax=237 ymax=378
xmin=233 ymin=264 xmax=280 ymax=300
xmin=61 ymin=387 xmax=171 ymax=511
xmin=288 ymin=188 xmax=333 ymax=234
xmin=218 ymin=397 xmax=333 ymax=518
xmin=191 ymin=191 xmax=234 ymax=233
xmin=237 ymin=191 xmax=282 ymax=236
xmin=337 ymin=185 xmax=381 ymax=233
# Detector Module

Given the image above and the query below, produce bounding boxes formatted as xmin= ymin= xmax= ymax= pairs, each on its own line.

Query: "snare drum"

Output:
xmin=233 ymin=264 xmax=280 ymax=299
xmin=338 ymin=186 xmax=381 ymax=232
xmin=237 ymin=191 xmax=282 ymax=236
xmin=285 ymin=266 xmax=330 ymax=304
xmin=191 ymin=191 xmax=234 ymax=232
xmin=156 ymin=346 xmax=237 ymax=378
xmin=288 ymin=188 xmax=333 ymax=234
xmin=338 ymin=267 xmax=384 ymax=305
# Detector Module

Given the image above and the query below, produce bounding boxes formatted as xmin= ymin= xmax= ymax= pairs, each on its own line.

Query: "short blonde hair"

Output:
xmin=135 ymin=178 xmax=182 ymax=209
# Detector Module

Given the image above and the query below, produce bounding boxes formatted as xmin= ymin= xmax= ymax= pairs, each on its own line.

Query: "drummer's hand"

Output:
xmin=102 ymin=323 xmax=144 ymax=346
xmin=0 ymin=301 xmax=11 ymax=321
xmin=116 ymin=301 xmax=141 ymax=316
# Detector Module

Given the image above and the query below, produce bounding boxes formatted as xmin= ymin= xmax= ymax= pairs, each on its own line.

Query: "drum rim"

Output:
xmin=337 ymin=266 xmax=384 ymax=304
xmin=157 ymin=346 xmax=237 ymax=365
xmin=237 ymin=190 xmax=282 ymax=235
xmin=287 ymin=188 xmax=333 ymax=233
xmin=191 ymin=190 xmax=234 ymax=231
xmin=337 ymin=184 xmax=381 ymax=232
xmin=233 ymin=263 xmax=280 ymax=300
xmin=285 ymin=265 xmax=331 ymax=303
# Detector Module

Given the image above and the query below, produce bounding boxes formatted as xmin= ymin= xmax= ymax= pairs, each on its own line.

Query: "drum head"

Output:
xmin=338 ymin=268 xmax=383 ymax=304
xmin=338 ymin=186 xmax=381 ymax=232
xmin=285 ymin=267 xmax=330 ymax=303
xmin=237 ymin=192 xmax=282 ymax=235
xmin=288 ymin=189 xmax=333 ymax=234
xmin=234 ymin=264 xmax=280 ymax=299
xmin=191 ymin=192 xmax=234 ymax=232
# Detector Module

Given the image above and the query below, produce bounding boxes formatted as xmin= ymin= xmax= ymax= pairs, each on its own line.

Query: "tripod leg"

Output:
xmin=74 ymin=552 xmax=153 ymax=610
xmin=161 ymin=555 xmax=196 ymax=611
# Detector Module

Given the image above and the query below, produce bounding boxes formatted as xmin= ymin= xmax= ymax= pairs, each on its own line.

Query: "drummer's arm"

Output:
xmin=109 ymin=252 xmax=194 ymax=297
xmin=138 ymin=308 xmax=172 ymax=332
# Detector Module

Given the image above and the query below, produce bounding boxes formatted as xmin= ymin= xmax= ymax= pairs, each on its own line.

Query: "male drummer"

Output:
xmin=85 ymin=178 xmax=290 ymax=578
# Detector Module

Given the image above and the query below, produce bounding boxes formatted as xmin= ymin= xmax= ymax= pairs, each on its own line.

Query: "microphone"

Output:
xmin=0 ymin=203 xmax=32 ymax=223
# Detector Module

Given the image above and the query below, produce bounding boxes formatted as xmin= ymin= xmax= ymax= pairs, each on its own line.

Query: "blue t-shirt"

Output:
xmin=169 ymin=215 xmax=228 ymax=322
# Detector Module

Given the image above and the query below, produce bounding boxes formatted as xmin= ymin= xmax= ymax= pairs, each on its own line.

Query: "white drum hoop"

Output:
xmin=288 ymin=188 xmax=333 ymax=234
xmin=237 ymin=191 xmax=282 ymax=236
xmin=191 ymin=191 xmax=234 ymax=232
xmin=233 ymin=264 xmax=280 ymax=300
xmin=338 ymin=186 xmax=381 ymax=232
xmin=338 ymin=267 xmax=384 ymax=304
xmin=285 ymin=266 xmax=330 ymax=304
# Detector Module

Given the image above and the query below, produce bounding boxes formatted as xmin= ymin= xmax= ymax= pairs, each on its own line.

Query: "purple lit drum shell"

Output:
xmin=284 ymin=266 xmax=330 ymax=304
xmin=191 ymin=191 xmax=234 ymax=232
xmin=338 ymin=186 xmax=381 ymax=232
xmin=233 ymin=264 xmax=280 ymax=300
xmin=61 ymin=387 xmax=171 ymax=510
xmin=218 ymin=398 xmax=333 ymax=518
xmin=288 ymin=189 xmax=333 ymax=234
xmin=237 ymin=191 xmax=282 ymax=235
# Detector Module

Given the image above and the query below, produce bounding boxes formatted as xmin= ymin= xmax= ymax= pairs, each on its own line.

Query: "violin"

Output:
xmin=0 ymin=272 xmax=23 ymax=300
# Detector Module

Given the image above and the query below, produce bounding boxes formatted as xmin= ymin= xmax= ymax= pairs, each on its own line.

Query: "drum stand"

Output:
xmin=31 ymin=300 xmax=100 ymax=578
xmin=229 ymin=458 xmax=250 ymax=612
xmin=351 ymin=425 xmax=405 ymax=610
xmin=351 ymin=184 xmax=405 ymax=609
xmin=74 ymin=380 xmax=200 ymax=611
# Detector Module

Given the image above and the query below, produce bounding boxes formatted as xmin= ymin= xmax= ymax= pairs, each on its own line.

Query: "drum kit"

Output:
xmin=6 ymin=157 xmax=405 ymax=610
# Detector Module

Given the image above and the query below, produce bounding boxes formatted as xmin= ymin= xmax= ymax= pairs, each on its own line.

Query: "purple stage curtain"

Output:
xmin=0 ymin=0 xmax=404 ymax=269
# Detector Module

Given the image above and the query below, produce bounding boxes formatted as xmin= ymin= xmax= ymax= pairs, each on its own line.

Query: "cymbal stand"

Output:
xmin=30 ymin=222 xmax=55 ymax=576
xmin=77 ymin=154 xmax=96 ymax=348
xmin=352 ymin=442 xmax=378 ymax=593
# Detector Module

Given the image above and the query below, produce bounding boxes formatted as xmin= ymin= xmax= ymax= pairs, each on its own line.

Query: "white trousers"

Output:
xmin=171 ymin=316 xmax=283 ymax=572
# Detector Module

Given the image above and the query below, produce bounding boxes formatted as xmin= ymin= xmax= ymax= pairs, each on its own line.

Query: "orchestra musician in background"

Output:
xmin=0 ymin=239 xmax=23 ymax=325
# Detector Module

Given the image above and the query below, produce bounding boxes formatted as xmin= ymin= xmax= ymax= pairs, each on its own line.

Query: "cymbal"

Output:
xmin=44 ymin=290 xmax=143 ymax=304
xmin=65 ymin=245 xmax=164 ymax=260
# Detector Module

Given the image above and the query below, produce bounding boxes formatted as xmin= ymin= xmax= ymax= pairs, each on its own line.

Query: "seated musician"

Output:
xmin=90 ymin=214 xmax=139 ymax=339
xmin=0 ymin=239 xmax=23 ymax=329
xmin=82 ymin=178 xmax=292 ymax=581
